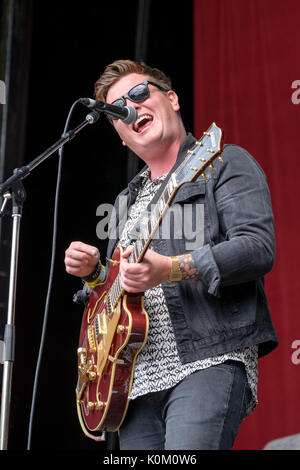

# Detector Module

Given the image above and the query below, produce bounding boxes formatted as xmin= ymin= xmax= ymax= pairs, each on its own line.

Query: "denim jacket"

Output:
xmin=106 ymin=134 xmax=278 ymax=363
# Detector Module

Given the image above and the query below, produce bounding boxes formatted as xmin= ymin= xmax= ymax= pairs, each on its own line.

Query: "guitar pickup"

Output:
xmin=88 ymin=326 xmax=97 ymax=353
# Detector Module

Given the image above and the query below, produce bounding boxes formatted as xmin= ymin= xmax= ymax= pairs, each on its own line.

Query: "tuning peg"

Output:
xmin=201 ymin=171 xmax=208 ymax=180
xmin=218 ymin=155 xmax=223 ymax=162
xmin=209 ymin=163 xmax=216 ymax=171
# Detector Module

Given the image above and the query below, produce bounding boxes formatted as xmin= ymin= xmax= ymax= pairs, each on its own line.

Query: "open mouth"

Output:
xmin=133 ymin=114 xmax=153 ymax=133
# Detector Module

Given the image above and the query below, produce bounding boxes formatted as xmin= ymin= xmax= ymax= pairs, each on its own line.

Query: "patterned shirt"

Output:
xmin=118 ymin=170 xmax=258 ymax=417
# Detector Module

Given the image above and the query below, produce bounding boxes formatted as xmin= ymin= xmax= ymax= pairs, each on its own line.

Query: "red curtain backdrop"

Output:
xmin=193 ymin=0 xmax=300 ymax=450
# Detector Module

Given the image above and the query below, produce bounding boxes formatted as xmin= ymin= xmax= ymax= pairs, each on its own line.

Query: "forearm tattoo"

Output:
xmin=177 ymin=253 xmax=201 ymax=280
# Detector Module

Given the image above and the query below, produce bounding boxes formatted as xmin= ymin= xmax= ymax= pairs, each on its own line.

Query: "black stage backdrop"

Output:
xmin=5 ymin=1 xmax=193 ymax=450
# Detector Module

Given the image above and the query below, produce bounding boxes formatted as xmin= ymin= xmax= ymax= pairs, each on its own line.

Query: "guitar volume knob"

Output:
xmin=88 ymin=370 xmax=97 ymax=381
xmin=117 ymin=325 xmax=125 ymax=334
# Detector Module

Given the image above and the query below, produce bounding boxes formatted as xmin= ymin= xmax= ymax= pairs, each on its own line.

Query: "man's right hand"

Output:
xmin=64 ymin=241 xmax=100 ymax=278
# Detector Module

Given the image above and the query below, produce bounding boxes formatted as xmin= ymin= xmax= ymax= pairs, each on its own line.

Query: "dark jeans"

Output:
xmin=119 ymin=360 xmax=251 ymax=450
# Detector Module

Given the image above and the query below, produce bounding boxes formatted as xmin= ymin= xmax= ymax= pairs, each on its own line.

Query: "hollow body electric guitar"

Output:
xmin=76 ymin=123 xmax=223 ymax=439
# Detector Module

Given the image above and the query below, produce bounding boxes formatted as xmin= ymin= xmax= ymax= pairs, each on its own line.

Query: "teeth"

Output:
xmin=134 ymin=114 xmax=153 ymax=131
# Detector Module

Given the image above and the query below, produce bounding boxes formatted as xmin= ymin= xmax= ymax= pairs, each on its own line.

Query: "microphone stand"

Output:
xmin=0 ymin=109 xmax=100 ymax=450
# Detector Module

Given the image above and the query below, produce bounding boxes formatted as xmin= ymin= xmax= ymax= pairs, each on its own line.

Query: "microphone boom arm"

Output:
xmin=0 ymin=111 xmax=99 ymax=197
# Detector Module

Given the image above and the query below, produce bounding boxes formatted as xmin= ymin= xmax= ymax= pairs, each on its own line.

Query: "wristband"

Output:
xmin=82 ymin=262 xmax=106 ymax=287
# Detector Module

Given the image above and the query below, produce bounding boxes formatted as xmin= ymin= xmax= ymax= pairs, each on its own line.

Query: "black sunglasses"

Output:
xmin=109 ymin=80 xmax=168 ymax=119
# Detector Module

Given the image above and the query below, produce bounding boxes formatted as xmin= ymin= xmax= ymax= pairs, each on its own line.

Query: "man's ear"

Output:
xmin=167 ymin=90 xmax=180 ymax=112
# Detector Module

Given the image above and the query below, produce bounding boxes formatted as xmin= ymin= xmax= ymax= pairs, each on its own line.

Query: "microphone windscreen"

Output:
xmin=123 ymin=106 xmax=138 ymax=124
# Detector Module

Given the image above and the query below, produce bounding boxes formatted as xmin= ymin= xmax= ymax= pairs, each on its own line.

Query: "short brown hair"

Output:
xmin=94 ymin=59 xmax=172 ymax=102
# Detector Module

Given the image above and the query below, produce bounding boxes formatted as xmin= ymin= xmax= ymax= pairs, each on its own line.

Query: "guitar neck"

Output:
xmin=109 ymin=122 xmax=223 ymax=308
xmin=128 ymin=123 xmax=223 ymax=265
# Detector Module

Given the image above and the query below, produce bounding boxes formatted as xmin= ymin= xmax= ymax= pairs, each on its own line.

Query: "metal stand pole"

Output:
xmin=0 ymin=183 xmax=24 ymax=450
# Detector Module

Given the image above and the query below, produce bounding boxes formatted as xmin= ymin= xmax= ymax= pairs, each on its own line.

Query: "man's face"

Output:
xmin=106 ymin=73 xmax=181 ymax=159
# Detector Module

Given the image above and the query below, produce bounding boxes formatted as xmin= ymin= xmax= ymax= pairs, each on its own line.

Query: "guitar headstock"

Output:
xmin=176 ymin=122 xmax=223 ymax=184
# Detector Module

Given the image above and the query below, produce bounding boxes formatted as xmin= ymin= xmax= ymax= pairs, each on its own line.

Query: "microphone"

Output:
xmin=79 ymin=98 xmax=137 ymax=124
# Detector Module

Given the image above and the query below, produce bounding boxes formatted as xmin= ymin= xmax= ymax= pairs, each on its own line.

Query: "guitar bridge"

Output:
xmin=108 ymin=354 xmax=124 ymax=365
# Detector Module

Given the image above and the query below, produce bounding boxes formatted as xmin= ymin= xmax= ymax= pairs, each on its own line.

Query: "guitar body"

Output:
xmin=76 ymin=246 xmax=148 ymax=436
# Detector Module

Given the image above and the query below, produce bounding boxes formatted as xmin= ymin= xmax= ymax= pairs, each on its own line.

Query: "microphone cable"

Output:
xmin=27 ymin=99 xmax=81 ymax=450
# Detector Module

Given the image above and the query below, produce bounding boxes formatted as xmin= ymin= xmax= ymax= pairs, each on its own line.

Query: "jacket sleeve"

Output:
xmin=191 ymin=144 xmax=275 ymax=296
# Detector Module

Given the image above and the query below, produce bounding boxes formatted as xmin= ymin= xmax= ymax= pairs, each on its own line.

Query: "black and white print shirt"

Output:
xmin=118 ymin=170 xmax=258 ymax=417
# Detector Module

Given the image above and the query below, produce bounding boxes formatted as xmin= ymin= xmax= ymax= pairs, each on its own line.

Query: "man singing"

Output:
xmin=65 ymin=60 xmax=278 ymax=450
